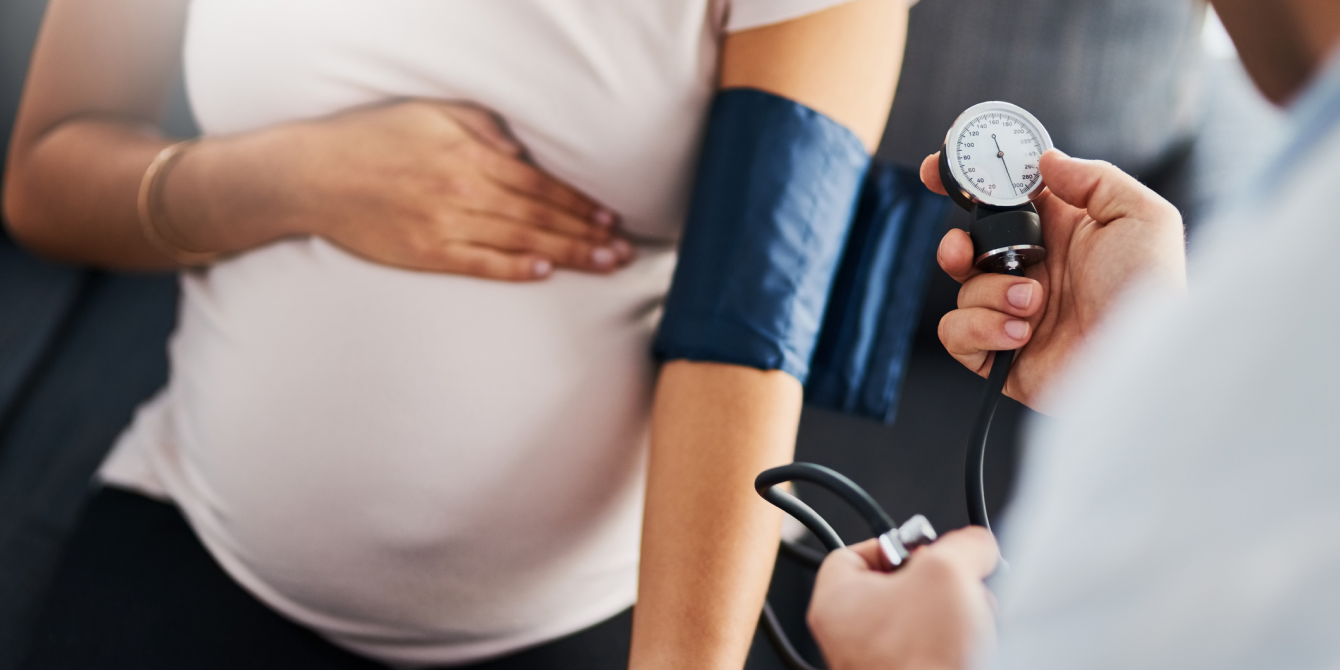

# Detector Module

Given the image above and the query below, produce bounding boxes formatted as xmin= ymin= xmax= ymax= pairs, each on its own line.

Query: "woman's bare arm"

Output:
xmin=3 ymin=0 xmax=191 ymax=268
xmin=630 ymin=1 xmax=908 ymax=668
xmin=4 ymin=0 xmax=628 ymax=278
xmin=717 ymin=0 xmax=906 ymax=152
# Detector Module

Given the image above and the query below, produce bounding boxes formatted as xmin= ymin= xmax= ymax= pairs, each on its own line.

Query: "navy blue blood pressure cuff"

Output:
xmin=805 ymin=163 xmax=949 ymax=423
xmin=654 ymin=88 xmax=949 ymax=423
xmin=654 ymin=89 xmax=867 ymax=380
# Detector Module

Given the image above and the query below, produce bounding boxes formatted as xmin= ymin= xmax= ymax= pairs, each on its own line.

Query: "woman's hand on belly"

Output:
xmin=7 ymin=4 xmax=632 ymax=281
xmin=171 ymin=100 xmax=634 ymax=279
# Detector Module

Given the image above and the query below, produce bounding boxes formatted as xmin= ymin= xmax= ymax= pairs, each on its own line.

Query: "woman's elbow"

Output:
xmin=3 ymin=160 xmax=77 ymax=263
xmin=3 ymin=163 xmax=44 ymax=248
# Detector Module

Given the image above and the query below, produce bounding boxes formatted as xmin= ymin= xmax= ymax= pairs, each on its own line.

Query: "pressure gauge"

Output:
xmin=937 ymin=101 xmax=1053 ymax=273
xmin=939 ymin=101 xmax=1053 ymax=209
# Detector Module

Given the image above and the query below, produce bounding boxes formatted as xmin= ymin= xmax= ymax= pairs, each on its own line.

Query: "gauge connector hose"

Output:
xmin=755 ymin=463 xmax=896 ymax=550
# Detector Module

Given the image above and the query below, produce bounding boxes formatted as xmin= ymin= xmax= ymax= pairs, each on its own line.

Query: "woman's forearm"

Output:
xmin=2 ymin=0 xmax=301 ymax=268
xmin=630 ymin=361 xmax=803 ymax=669
xmin=4 ymin=117 xmax=310 ymax=268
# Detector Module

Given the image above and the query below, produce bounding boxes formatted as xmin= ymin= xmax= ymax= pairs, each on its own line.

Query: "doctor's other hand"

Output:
xmin=919 ymin=150 xmax=1186 ymax=412
xmin=169 ymin=100 xmax=631 ymax=280
xmin=808 ymin=528 xmax=999 ymax=670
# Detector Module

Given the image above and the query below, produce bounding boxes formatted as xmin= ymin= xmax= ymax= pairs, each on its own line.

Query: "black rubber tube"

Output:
xmin=756 ymin=463 xmax=895 ymax=538
xmin=756 ymin=462 xmax=899 ymax=670
xmin=757 ymin=307 xmax=1023 ymax=666
xmin=964 ymin=265 xmax=1024 ymax=531
xmin=779 ymin=539 xmax=826 ymax=570
xmin=761 ymin=600 xmax=825 ymax=670
xmin=759 ymin=485 xmax=845 ymax=551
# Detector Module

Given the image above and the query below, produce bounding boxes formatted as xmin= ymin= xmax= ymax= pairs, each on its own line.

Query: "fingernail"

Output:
xmin=592 ymin=209 xmax=617 ymax=228
xmin=592 ymin=247 xmax=616 ymax=268
xmin=1004 ymin=319 xmax=1029 ymax=340
xmin=1007 ymin=283 xmax=1033 ymax=309
xmin=611 ymin=239 xmax=633 ymax=261
xmin=533 ymin=258 xmax=552 ymax=277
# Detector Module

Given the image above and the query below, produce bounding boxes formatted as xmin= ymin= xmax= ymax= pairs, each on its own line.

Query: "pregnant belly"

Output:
xmin=163 ymin=237 xmax=673 ymax=631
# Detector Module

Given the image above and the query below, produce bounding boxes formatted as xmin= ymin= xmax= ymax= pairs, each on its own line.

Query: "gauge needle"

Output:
xmin=992 ymin=134 xmax=1018 ymax=195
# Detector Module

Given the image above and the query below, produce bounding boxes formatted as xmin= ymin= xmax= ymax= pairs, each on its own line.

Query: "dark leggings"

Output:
xmin=22 ymin=487 xmax=632 ymax=670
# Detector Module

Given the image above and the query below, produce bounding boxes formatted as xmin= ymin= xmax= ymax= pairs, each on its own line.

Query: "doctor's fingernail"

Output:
xmin=532 ymin=258 xmax=553 ymax=277
xmin=592 ymin=247 xmax=616 ymax=268
xmin=592 ymin=209 xmax=617 ymax=227
xmin=1007 ymin=283 xmax=1033 ymax=309
xmin=1004 ymin=319 xmax=1029 ymax=340
xmin=611 ymin=239 xmax=633 ymax=261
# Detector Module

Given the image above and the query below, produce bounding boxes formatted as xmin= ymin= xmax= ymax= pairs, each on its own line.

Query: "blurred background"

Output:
xmin=0 ymin=0 xmax=1285 ymax=668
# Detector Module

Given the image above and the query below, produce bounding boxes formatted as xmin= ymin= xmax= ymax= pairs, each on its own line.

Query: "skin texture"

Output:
xmin=806 ymin=3 xmax=1340 ymax=669
xmin=924 ymin=149 xmax=1187 ymax=413
xmin=164 ymin=100 xmax=630 ymax=276
xmin=719 ymin=0 xmax=907 ymax=152
xmin=808 ymin=530 xmax=998 ymax=670
xmin=3 ymin=0 xmax=629 ymax=278
xmin=632 ymin=3 xmax=907 ymax=668
xmin=634 ymin=362 xmax=806 ymax=668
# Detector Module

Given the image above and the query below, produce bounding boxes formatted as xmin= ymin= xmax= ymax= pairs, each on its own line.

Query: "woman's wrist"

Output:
xmin=158 ymin=126 xmax=315 ymax=259
xmin=138 ymin=139 xmax=222 ymax=265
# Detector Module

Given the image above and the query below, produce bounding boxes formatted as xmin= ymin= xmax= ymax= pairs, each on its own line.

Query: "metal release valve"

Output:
xmin=877 ymin=514 xmax=938 ymax=569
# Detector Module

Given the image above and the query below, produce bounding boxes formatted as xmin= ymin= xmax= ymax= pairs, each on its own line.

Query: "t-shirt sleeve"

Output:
xmin=724 ymin=0 xmax=917 ymax=33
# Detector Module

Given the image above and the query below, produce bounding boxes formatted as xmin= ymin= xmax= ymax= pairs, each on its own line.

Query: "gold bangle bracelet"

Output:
xmin=137 ymin=138 xmax=221 ymax=266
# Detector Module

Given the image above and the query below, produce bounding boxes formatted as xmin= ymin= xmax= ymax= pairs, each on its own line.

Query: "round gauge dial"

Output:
xmin=942 ymin=101 xmax=1053 ymax=208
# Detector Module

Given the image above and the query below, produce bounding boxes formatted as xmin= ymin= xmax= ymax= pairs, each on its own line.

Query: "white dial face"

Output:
xmin=946 ymin=102 xmax=1053 ymax=207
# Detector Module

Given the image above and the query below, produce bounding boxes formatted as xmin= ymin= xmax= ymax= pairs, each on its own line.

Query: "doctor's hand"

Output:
xmin=920 ymin=150 xmax=1186 ymax=412
xmin=808 ymin=528 xmax=999 ymax=670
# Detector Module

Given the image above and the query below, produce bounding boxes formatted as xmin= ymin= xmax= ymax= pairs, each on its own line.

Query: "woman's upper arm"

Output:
xmin=6 ymin=0 xmax=188 ymax=171
xmin=719 ymin=0 xmax=908 ymax=151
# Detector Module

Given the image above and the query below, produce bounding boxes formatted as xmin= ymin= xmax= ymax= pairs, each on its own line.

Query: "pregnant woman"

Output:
xmin=5 ymin=0 xmax=908 ymax=667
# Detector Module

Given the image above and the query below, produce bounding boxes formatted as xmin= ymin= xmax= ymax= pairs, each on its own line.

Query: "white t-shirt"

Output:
xmin=99 ymin=0 xmax=858 ymax=665
xmin=985 ymin=51 xmax=1340 ymax=670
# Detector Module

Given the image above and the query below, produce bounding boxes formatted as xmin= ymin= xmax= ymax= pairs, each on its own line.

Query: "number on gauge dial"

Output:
xmin=954 ymin=112 xmax=1043 ymax=201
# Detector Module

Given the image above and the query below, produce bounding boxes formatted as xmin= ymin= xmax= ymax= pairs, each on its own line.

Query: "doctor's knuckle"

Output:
xmin=965 ymin=315 xmax=996 ymax=341
xmin=914 ymin=552 xmax=959 ymax=584
xmin=938 ymin=313 xmax=971 ymax=350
